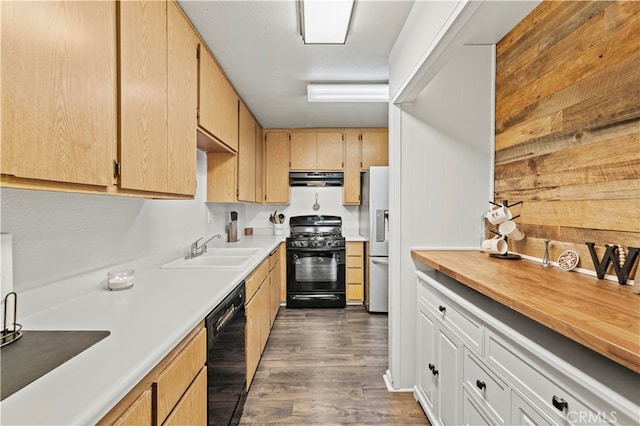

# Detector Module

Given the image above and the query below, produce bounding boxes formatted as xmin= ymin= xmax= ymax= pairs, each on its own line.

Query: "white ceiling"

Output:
xmin=178 ymin=0 xmax=414 ymax=129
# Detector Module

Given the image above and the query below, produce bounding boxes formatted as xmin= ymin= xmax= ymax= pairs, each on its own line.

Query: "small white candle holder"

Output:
xmin=107 ymin=269 xmax=135 ymax=291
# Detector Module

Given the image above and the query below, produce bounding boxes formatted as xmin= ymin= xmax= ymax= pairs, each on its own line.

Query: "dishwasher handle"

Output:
xmin=371 ymin=257 xmax=389 ymax=265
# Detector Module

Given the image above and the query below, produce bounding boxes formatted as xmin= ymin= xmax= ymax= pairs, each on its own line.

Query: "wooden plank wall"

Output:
xmin=494 ymin=1 xmax=640 ymax=278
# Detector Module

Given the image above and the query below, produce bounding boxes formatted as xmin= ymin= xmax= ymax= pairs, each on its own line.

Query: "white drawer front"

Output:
xmin=463 ymin=348 xmax=510 ymax=424
xmin=418 ymin=277 xmax=483 ymax=355
xmin=463 ymin=387 xmax=499 ymax=426
xmin=485 ymin=328 xmax=609 ymax=425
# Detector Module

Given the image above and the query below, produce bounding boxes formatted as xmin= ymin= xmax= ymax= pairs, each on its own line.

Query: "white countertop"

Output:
xmin=0 ymin=236 xmax=284 ymax=425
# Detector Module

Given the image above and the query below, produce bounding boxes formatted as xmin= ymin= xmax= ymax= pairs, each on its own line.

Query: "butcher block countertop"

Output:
xmin=411 ymin=250 xmax=640 ymax=374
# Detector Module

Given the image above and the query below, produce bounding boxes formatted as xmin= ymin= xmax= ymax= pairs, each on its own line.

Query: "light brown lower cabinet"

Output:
xmin=98 ymin=323 xmax=206 ymax=426
xmin=346 ymin=242 xmax=364 ymax=302
xmin=245 ymin=245 xmax=284 ymax=389
xmin=163 ymin=367 xmax=207 ymax=426
xmin=112 ymin=388 xmax=152 ymax=426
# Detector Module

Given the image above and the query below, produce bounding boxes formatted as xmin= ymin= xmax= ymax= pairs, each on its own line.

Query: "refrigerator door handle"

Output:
xmin=371 ymin=257 xmax=389 ymax=265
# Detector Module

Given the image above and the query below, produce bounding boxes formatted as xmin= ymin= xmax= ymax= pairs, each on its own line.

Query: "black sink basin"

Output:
xmin=1 ymin=330 xmax=110 ymax=400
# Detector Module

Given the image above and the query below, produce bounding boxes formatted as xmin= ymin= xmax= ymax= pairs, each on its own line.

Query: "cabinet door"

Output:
xmin=207 ymin=153 xmax=236 ymax=202
xmin=119 ymin=0 xmax=168 ymax=193
xmin=264 ymin=131 xmax=290 ymax=203
xmin=343 ymin=130 xmax=362 ymax=204
xmin=361 ymin=129 xmax=389 ymax=170
xmin=255 ymin=123 xmax=264 ymax=204
xmin=1 ymin=1 xmax=117 ymax=187
xmin=163 ymin=367 xmax=207 ymax=426
xmin=197 ymin=48 xmax=238 ymax=151
xmin=167 ymin=1 xmax=197 ymax=196
xmin=259 ymin=281 xmax=271 ymax=354
xmin=436 ymin=323 xmax=463 ymax=426
xmin=290 ymin=131 xmax=317 ymax=170
xmin=237 ymin=101 xmax=256 ymax=202
xmin=270 ymin=257 xmax=281 ymax=327
xmin=245 ymin=289 xmax=262 ymax=389
xmin=316 ymin=131 xmax=344 ymax=170
xmin=417 ymin=306 xmax=437 ymax=412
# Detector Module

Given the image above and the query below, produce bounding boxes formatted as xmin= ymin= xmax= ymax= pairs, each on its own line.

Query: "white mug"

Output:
xmin=498 ymin=220 xmax=525 ymax=241
xmin=481 ymin=235 xmax=508 ymax=255
xmin=486 ymin=206 xmax=512 ymax=225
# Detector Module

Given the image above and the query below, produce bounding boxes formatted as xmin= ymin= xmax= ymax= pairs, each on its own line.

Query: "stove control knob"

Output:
xmin=333 ymin=240 xmax=341 ymax=247
xmin=312 ymin=240 xmax=321 ymax=247
xmin=326 ymin=240 xmax=333 ymax=246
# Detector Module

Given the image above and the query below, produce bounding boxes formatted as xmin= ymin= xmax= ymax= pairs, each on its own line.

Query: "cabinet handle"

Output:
xmin=552 ymin=395 xmax=568 ymax=412
xmin=428 ymin=363 xmax=439 ymax=376
xmin=438 ymin=305 xmax=446 ymax=313
xmin=476 ymin=380 xmax=486 ymax=390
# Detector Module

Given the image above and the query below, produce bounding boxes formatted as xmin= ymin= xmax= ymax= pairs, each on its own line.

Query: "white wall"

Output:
xmin=388 ymin=45 xmax=494 ymax=390
xmin=0 ymin=151 xmax=217 ymax=293
xmin=206 ymin=186 xmax=360 ymax=239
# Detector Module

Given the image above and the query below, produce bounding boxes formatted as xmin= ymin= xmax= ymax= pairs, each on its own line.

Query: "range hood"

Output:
xmin=289 ymin=172 xmax=344 ymax=187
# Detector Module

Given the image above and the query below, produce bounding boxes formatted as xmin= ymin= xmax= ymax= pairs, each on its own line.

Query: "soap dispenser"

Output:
xmin=228 ymin=211 xmax=238 ymax=243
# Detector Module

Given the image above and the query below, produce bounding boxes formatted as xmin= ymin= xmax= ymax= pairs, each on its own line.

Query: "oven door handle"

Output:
xmin=290 ymin=294 xmax=341 ymax=301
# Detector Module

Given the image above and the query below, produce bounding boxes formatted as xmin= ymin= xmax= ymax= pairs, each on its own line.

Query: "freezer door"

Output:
xmin=365 ymin=256 xmax=389 ymax=313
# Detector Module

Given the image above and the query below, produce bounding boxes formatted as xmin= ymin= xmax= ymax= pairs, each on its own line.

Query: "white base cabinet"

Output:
xmin=415 ymin=269 xmax=639 ymax=426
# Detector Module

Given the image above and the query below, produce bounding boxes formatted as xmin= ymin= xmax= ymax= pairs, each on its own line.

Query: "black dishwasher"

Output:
xmin=205 ymin=282 xmax=246 ymax=426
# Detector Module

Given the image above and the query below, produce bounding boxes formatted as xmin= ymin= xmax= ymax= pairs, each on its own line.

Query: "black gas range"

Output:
xmin=286 ymin=215 xmax=346 ymax=308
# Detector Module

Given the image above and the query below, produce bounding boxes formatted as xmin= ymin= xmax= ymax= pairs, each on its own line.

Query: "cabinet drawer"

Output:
xmin=485 ymin=328 xmax=608 ymax=425
xmin=269 ymin=247 xmax=280 ymax=270
xmin=419 ymin=278 xmax=483 ymax=355
xmin=347 ymin=255 xmax=363 ymax=268
xmin=155 ymin=328 xmax=207 ymax=424
xmin=463 ymin=348 xmax=509 ymax=425
xmin=462 ymin=387 xmax=498 ymax=426
xmin=346 ymin=242 xmax=363 ymax=256
xmin=246 ymin=258 xmax=269 ymax=301
xmin=113 ymin=387 xmax=152 ymax=426
xmin=347 ymin=267 xmax=363 ymax=284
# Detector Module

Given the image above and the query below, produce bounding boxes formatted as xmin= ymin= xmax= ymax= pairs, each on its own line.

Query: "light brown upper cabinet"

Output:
xmin=290 ymin=131 xmax=317 ymax=170
xmin=361 ymin=129 xmax=389 ymax=170
xmin=264 ymin=131 xmax=290 ymax=204
xmin=290 ymin=130 xmax=344 ymax=171
xmin=166 ymin=1 xmax=198 ymax=196
xmin=255 ymin=123 xmax=264 ymax=204
xmin=119 ymin=0 xmax=169 ymax=194
xmin=343 ymin=129 xmax=362 ymax=205
xmin=1 ymin=1 xmax=117 ymax=189
xmin=343 ymin=128 xmax=388 ymax=205
xmin=198 ymin=47 xmax=239 ymax=152
xmin=207 ymin=153 xmax=236 ymax=203
xmin=119 ymin=0 xmax=197 ymax=197
xmin=237 ymin=101 xmax=257 ymax=202
xmin=316 ymin=131 xmax=345 ymax=171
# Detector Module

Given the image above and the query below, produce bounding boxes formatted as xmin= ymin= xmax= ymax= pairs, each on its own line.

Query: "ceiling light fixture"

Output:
xmin=298 ymin=0 xmax=356 ymax=45
xmin=307 ymin=84 xmax=389 ymax=103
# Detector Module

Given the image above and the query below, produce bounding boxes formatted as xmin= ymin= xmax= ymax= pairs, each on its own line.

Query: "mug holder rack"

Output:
xmin=488 ymin=200 xmax=523 ymax=260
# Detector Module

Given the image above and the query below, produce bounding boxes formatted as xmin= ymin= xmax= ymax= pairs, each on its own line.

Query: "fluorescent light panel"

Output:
xmin=307 ymin=84 xmax=389 ymax=103
xmin=300 ymin=0 xmax=355 ymax=44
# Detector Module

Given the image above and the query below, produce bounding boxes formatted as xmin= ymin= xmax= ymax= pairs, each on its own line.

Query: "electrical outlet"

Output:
xmin=207 ymin=211 xmax=212 ymax=224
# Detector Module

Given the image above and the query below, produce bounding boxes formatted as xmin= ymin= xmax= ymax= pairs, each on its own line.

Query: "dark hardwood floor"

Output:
xmin=240 ymin=306 xmax=429 ymax=425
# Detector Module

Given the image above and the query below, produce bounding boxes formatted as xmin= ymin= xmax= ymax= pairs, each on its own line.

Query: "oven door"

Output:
xmin=287 ymin=249 xmax=346 ymax=304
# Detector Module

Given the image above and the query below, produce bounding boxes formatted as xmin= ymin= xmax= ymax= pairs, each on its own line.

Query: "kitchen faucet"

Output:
xmin=186 ymin=234 xmax=222 ymax=259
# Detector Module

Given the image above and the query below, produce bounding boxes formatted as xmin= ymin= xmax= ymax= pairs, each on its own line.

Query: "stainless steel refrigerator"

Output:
xmin=359 ymin=166 xmax=389 ymax=313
